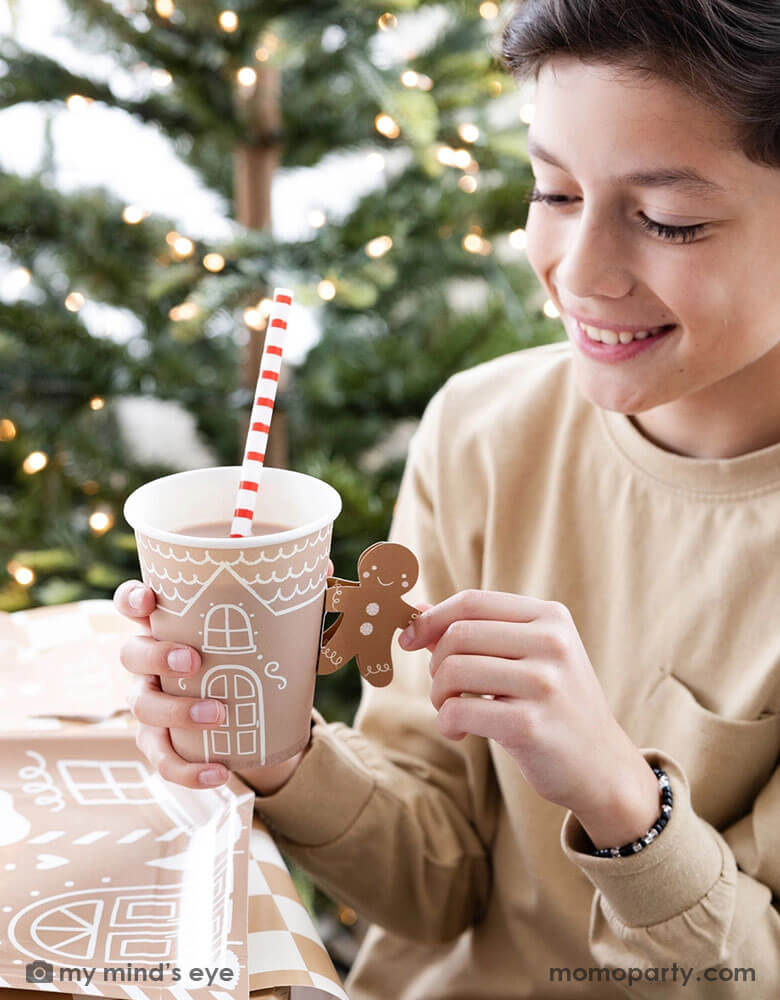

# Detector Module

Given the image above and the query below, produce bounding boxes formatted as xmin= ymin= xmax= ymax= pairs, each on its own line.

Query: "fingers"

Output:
xmin=429 ymin=654 xmax=555 ymax=712
xmin=135 ymin=723 xmax=229 ymax=789
xmin=114 ymin=580 xmax=156 ymax=633
xmin=120 ymin=634 xmax=201 ymax=677
xmin=428 ymin=620 xmax=552 ymax=678
xmin=129 ymin=674 xmax=226 ymax=730
xmin=400 ymin=590 xmax=548 ymax=651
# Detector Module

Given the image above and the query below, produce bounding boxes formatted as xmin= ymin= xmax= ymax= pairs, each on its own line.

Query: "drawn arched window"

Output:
xmin=203 ymin=604 xmax=255 ymax=653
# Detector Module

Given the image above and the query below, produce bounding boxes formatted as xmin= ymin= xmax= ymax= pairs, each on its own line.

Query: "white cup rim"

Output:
xmin=124 ymin=466 xmax=341 ymax=549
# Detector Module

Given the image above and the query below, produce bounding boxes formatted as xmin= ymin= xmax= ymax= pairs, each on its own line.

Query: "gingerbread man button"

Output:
xmin=318 ymin=541 xmax=420 ymax=687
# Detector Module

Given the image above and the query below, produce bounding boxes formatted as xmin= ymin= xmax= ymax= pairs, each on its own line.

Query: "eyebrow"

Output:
xmin=526 ymin=136 xmax=727 ymax=197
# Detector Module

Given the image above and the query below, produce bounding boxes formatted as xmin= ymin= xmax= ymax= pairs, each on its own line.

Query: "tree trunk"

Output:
xmin=233 ymin=60 xmax=288 ymax=469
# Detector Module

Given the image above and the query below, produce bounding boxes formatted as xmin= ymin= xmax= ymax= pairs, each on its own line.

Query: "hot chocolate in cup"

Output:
xmin=124 ymin=466 xmax=341 ymax=769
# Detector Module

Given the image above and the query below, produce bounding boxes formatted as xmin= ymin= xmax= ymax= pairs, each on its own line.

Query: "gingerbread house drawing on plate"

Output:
xmin=135 ymin=526 xmax=332 ymax=767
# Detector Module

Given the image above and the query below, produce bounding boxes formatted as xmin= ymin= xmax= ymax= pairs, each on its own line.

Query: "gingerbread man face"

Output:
xmin=357 ymin=542 xmax=419 ymax=597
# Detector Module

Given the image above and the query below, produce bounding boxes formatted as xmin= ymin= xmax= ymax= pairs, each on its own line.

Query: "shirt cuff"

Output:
xmin=560 ymin=748 xmax=724 ymax=927
xmin=251 ymin=707 xmax=376 ymax=847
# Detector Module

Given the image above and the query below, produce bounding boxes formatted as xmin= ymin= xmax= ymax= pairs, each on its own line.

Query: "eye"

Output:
xmin=524 ymin=186 xmax=707 ymax=244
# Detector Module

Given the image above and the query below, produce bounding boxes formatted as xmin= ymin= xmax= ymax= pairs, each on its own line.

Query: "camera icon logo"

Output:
xmin=26 ymin=961 xmax=54 ymax=984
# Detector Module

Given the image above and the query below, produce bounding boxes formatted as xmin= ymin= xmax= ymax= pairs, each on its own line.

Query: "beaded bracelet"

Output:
xmin=590 ymin=766 xmax=673 ymax=858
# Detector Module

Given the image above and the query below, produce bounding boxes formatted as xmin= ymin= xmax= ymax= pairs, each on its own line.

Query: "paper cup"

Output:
xmin=124 ymin=466 xmax=341 ymax=769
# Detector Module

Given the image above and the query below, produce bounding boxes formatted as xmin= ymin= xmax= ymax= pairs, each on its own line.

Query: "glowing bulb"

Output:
xmin=452 ymin=148 xmax=472 ymax=169
xmin=23 ymin=451 xmax=48 ymax=474
xmin=89 ymin=510 xmax=114 ymax=535
xmin=458 ymin=175 xmax=477 ymax=193
xmin=377 ymin=13 xmax=397 ymax=30
xmin=479 ymin=239 xmax=493 ymax=255
xmin=155 ymin=0 xmax=174 ymax=18
xmin=462 ymin=234 xmax=483 ymax=254
xmin=218 ymin=10 xmax=238 ymax=31
xmin=367 ymin=152 xmax=385 ymax=172
xmin=255 ymin=47 xmax=269 ymax=61
xmin=543 ymin=299 xmax=560 ymax=318
xmin=237 ymin=67 xmax=257 ymax=87
xmin=0 ymin=419 xmax=16 ymax=441
xmin=401 ymin=70 xmax=419 ymax=88
xmin=365 ymin=235 xmax=393 ymax=258
xmin=339 ymin=906 xmax=357 ymax=926
xmin=122 ymin=205 xmax=148 ymax=224
xmin=308 ymin=209 xmax=327 ymax=228
xmin=509 ymin=227 xmax=527 ymax=250
xmin=375 ymin=114 xmax=400 ymax=139
xmin=490 ymin=79 xmax=503 ymax=96
xmin=66 ymin=95 xmax=92 ymax=111
xmin=169 ymin=302 xmax=199 ymax=321
xmin=243 ymin=308 xmax=266 ymax=330
xmin=65 ymin=292 xmax=85 ymax=312
xmin=9 ymin=267 xmax=30 ymax=292
xmin=436 ymin=145 xmax=456 ymax=167
xmin=165 ymin=231 xmax=180 ymax=246
xmin=8 ymin=562 xmax=35 ymax=586
xmin=81 ymin=480 xmax=99 ymax=495
xmin=520 ymin=103 xmax=535 ymax=124
xmin=458 ymin=123 xmax=480 ymax=144
xmin=152 ymin=69 xmax=172 ymax=87
xmin=480 ymin=2 xmax=499 ymax=19
xmin=317 ymin=279 xmax=336 ymax=301
xmin=172 ymin=236 xmax=194 ymax=258
xmin=203 ymin=252 xmax=225 ymax=272
xmin=89 ymin=397 xmax=105 ymax=411
xmin=416 ymin=74 xmax=433 ymax=91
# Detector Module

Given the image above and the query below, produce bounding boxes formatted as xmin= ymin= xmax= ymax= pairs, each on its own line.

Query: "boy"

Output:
xmin=115 ymin=2 xmax=780 ymax=996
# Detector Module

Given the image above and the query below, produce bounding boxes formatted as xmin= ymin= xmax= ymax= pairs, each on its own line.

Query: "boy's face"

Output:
xmin=524 ymin=55 xmax=780 ymax=458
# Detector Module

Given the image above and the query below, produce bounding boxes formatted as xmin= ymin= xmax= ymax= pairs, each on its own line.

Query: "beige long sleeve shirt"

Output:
xmin=254 ymin=342 xmax=780 ymax=999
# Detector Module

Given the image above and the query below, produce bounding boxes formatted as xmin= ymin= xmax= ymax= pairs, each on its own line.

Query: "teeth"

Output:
xmin=580 ymin=322 xmax=664 ymax=345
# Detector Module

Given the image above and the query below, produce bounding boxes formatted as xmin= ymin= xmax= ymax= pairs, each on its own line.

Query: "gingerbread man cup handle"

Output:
xmin=318 ymin=541 xmax=420 ymax=687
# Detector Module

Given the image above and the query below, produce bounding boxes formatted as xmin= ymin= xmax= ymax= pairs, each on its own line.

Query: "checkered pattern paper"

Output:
xmin=0 ymin=600 xmax=349 ymax=1000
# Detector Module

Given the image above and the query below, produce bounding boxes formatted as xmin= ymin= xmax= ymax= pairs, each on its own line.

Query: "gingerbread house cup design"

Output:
xmin=135 ymin=525 xmax=332 ymax=770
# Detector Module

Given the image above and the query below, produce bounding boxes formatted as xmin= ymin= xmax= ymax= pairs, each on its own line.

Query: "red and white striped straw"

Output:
xmin=229 ymin=287 xmax=293 ymax=537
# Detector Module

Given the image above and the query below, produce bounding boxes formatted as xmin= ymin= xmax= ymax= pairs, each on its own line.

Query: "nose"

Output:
xmin=555 ymin=207 xmax=634 ymax=300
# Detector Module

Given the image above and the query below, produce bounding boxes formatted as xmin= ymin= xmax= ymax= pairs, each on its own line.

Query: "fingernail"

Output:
xmin=191 ymin=701 xmax=222 ymax=723
xmin=199 ymin=767 xmax=226 ymax=786
xmin=168 ymin=649 xmax=193 ymax=673
xmin=129 ymin=587 xmax=146 ymax=612
xmin=399 ymin=624 xmax=416 ymax=649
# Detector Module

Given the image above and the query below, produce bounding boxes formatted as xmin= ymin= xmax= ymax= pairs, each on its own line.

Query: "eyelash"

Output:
xmin=524 ymin=186 xmax=706 ymax=244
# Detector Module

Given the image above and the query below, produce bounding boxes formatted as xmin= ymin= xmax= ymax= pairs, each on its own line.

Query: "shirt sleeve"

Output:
xmin=252 ymin=382 xmax=500 ymax=944
xmin=560 ymin=746 xmax=780 ymax=996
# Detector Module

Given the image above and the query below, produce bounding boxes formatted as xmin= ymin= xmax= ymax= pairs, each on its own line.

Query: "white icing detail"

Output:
xmin=359 ymin=622 xmax=374 ymax=636
xmin=365 ymin=602 xmax=380 ymax=616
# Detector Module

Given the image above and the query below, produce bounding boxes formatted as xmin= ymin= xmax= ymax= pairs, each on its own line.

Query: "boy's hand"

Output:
xmin=399 ymin=591 xmax=661 ymax=848
xmin=113 ymin=562 xmax=334 ymax=793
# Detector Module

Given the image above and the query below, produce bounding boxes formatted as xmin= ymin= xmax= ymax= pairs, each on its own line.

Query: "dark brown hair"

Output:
xmin=498 ymin=0 xmax=780 ymax=168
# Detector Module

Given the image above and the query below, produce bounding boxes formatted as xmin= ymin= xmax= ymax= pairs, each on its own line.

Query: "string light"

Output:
xmin=89 ymin=510 xmax=114 ymax=535
xmin=255 ymin=46 xmax=269 ymax=62
xmin=365 ymin=235 xmax=393 ymax=258
xmin=237 ymin=67 xmax=257 ymax=87
xmin=7 ymin=561 xmax=35 ymax=587
xmin=458 ymin=176 xmax=478 ymax=193
xmin=479 ymin=2 xmax=499 ymax=19
xmin=307 ymin=209 xmax=327 ymax=228
xmin=462 ymin=233 xmax=483 ymax=254
xmin=169 ymin=302 xmax=199 ymax=321
xmin=203 ymin=252 xmax=225 ymax=272
xmin=165 ymin=230 xmax=181 ymax=246
xmin=263 ymin=33 xmax=279 ymax=53
xmin=66 ymin=95 xmax=93 ymax=111
xmin=338 ymin=906 xmax=357 ymax=926
xmin=81 ymin=480 xmax=99 ymax=495
xmin=8 ymin=267 xmax=30 ymax=293
xmin=416 ymin=74 xmax=433 ymax=91
xmin=122 ymin=205 xmax=148 ymax=224
xmin=490 ymin=79 xmax=503 ymax=96
xmin=151 ymin=69 xmax=172 ymax=88
xmin=543 ymin=300 xmax=560 ymax=318
xmin=436 ymin=146 xmax=472 ymax=169
xmin=520 ymin=103 xmax=535 ymax=124
xmin=401 ymin=70 xmax=419 ymax=88
xmin=22 ymin=451 xmax=48 ymax=474
xmin=89 ymin=397 xmax=105 ymax=411
xmin=377 ymin=13 xmax=398 ymax=30
xmin=218 ymin=10 xmax=238 ymax=32
xmin=366 ymin=152 xmax=385 ymax=172
xmin=0 ymin=419 xmax=16 ymax=441
xmin=509 ymin=227 xmax=527 ymax=250
xmin=171 ymin=236 xmax=194 ymax=259
xmin=458 ymin=123 xmax=480 ymax=144
xmin=155 ymin=0 xmax=174 ymax=18
xmin=375 ymin=114 xmax=400 ymax=139
xmin=65 ymin=292 xmax=85 ymax=312
xmin=317 ymin=279 xmax=336 ymax=301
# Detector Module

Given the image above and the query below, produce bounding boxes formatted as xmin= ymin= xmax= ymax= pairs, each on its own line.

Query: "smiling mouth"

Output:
xmin=376 ymin=577 xmax=394 ymax=587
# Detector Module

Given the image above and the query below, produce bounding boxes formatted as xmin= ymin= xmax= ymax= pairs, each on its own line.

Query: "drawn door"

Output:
xmin=201 ymin=666 xmax=266 ymax=764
